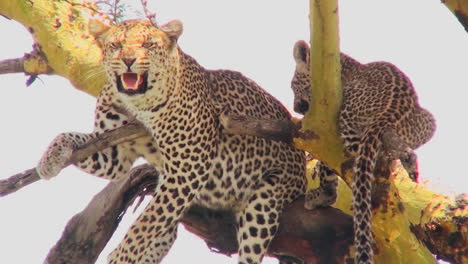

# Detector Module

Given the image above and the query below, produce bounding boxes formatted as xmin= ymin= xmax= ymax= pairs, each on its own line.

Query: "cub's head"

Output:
xmin=291 ymin=40 xmax=311 ymax=115
xmin=89 ymin=19 xmax=182 ymax=99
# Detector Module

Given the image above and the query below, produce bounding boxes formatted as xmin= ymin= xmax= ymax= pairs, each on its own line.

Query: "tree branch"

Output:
xmin=0 ymin=57 xmax=25 ymax=74
xmin=45 ymin=164 xmax=159 ymax=264
xmin=220 ymin=114 xmax=296 ymax=143
xmin=0 ymin=46 xmax=51 ymax=76
xmin=442 ymin=0 xmax=468 ymax=32
xmin=297 ymin=0 xmax=345 ymax=171
xmin=0 ymin=0 xmax=107 ymax=96
xmin=0 ymin=121 xmax=147 ymax=197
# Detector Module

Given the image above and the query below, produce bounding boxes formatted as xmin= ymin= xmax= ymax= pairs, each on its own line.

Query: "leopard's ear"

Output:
xmin=160 ymin=20 xmax=183 ymax=42
xmin=293 ymin=40 xmax=310 ymax=66
xmin=88 ymin=19 xmax=111 ymax=47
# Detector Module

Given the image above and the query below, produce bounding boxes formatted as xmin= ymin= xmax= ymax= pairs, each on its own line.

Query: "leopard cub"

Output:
xmin=291 ymin=40 xmax=435 ymax=264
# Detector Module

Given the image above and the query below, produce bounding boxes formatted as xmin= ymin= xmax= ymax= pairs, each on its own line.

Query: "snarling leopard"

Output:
xmin=291 ymin=40 xmax=436 ymax=264
xmin=37 ymin=19 xmax=306 ymax=264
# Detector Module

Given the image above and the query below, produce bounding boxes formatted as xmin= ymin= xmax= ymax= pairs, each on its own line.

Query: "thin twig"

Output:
xmin=0 ymin=46 xmax=52 ymax=76
xmin=140 ymin=0 xmax=156 ymax=25
xmin=0 ymin=57 xmax=25 ymax=74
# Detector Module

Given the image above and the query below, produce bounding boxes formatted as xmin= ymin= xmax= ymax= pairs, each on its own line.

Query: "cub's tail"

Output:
xmin=352 ymin=125 xmax=384 ymax=264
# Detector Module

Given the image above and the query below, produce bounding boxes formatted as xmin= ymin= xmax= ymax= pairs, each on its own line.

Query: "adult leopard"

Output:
xmin=291 ymin=40 xmax=436 ymax=264
xmin=37 ymin=19 xmax=306 ymax=264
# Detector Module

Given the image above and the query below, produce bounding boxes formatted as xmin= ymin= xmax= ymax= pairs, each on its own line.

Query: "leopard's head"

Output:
xmin=291 ymin=40 xmax=311 ymax=115
xmin=89 ymin=19 xmax=183 ymax=109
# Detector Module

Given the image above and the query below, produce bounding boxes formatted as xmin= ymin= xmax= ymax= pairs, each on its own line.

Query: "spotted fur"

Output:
xmin=291 ymin=40 xmax=436 ymax=264
xmin=38 ymin=19 xmax=306 ymax=264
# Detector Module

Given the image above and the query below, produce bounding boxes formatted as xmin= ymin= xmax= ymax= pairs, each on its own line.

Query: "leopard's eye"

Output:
xmin=109 ymin=42 xmax=122 ymax=49
xmin=142 ymin=42 xmax=157 ymax=48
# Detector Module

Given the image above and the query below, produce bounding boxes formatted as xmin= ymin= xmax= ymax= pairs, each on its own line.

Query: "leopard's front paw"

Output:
xmin=36 ymin=133 xmax=75 ymax=180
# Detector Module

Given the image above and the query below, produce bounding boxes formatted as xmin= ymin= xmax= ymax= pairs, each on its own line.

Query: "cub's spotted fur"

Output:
xmin=291 ymin=40 xmax=435 ymax=264
xmin=37 ymin=19 xmax=306 ymax=264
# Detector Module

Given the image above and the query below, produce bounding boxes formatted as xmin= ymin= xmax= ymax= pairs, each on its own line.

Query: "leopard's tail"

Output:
xmin=353 ymin=125 xmax=384 ymax=264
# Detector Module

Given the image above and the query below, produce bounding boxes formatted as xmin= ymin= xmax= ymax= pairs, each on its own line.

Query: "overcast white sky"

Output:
xmin=0 ymin=1 xmax=466 ymax=263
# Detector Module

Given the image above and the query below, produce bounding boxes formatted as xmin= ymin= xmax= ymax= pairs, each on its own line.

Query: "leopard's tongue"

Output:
xmin=121 ymin=73 xmax=143 ymax=91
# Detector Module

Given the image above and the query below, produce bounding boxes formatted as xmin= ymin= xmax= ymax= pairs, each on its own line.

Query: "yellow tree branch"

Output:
xmin=294 ymin=0 xmax=346 ymax=176
xmin=442 ymin=0 xmax=468 ymax=32
xmin=0 ymin=46 xmax=52 ymax=75
xmin=330 ymin=165 xmax=467 ymax=263
xmin=0 ymin=57 xmax=25 ymax=74
xmin=0 ymin=0 xmax=106 ymax=96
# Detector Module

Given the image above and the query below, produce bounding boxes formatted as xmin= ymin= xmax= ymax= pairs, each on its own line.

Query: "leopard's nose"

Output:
xmin=122 ymin=58 xmax=136 ymax=68
xmin=294 ymin=100 xmax=309 ymax=114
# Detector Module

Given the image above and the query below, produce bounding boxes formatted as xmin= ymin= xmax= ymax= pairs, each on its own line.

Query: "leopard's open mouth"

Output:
xmin=116 ymin=72 xmax=148 ymax=95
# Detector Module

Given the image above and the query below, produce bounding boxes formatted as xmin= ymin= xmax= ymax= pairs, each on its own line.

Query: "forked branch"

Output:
xmin=0 ymin=121 xmax=146 ymax=196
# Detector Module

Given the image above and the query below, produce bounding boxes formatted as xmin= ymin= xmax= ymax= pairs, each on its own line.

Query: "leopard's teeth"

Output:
xmin=120 ymin=73 xmax=142 ymax=90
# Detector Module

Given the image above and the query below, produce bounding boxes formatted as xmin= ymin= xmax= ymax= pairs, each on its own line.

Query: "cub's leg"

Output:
xmin=304 ymin=161 xmax=338 ymax=209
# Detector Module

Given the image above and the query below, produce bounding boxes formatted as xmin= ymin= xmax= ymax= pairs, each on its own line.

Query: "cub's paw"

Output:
xmin=36 ymin=133 xmax=77 ymax=180
xmin=399 ymin=148 xmax=419 ymax=182
xmin=304 ymin=188 xmax=337 ymax=210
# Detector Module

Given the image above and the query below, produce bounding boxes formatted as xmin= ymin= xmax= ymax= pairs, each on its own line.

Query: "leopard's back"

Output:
xmin=208 ymin=69 xmax=291 ymax=120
